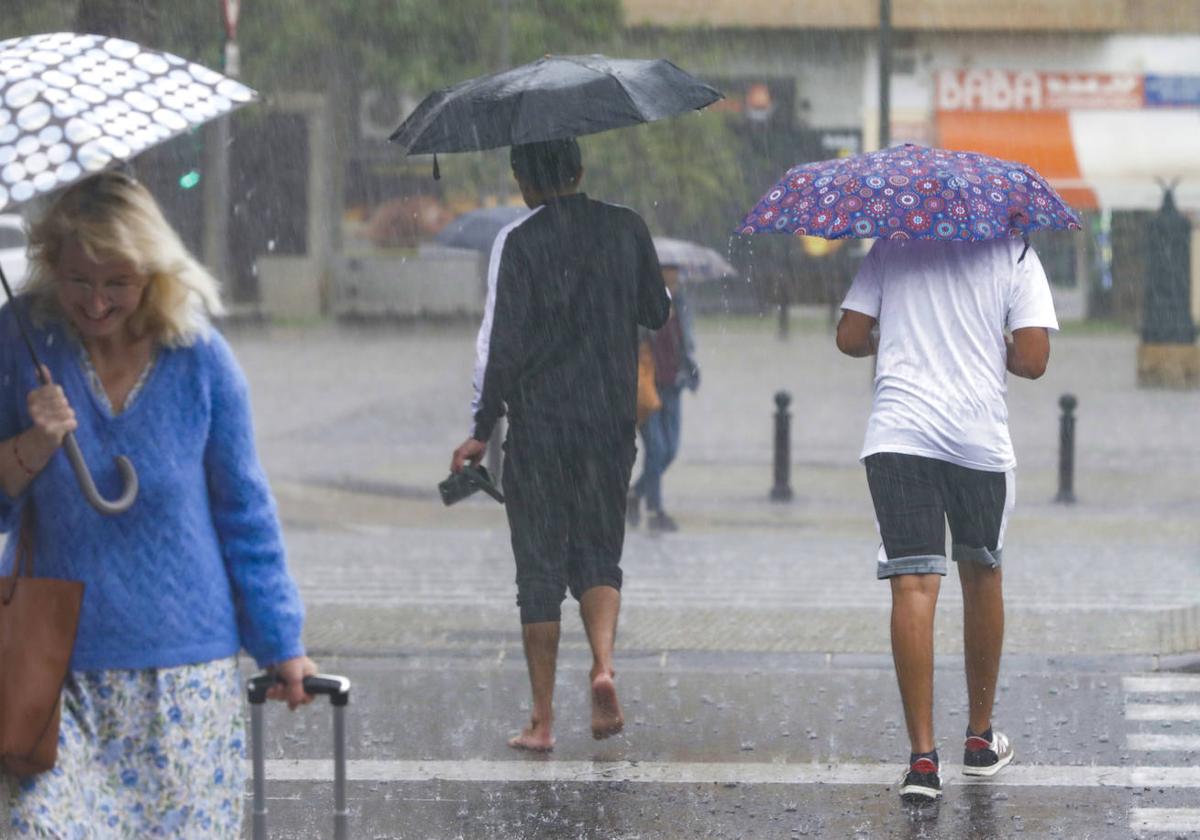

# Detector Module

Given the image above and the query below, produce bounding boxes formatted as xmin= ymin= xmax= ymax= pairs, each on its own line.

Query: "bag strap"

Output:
xmin=1 ymin=502 xmax=34 ymax=606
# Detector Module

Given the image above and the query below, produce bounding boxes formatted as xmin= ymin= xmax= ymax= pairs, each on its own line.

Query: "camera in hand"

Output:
xmin=439 ymin=464 xmax=504 ymax=506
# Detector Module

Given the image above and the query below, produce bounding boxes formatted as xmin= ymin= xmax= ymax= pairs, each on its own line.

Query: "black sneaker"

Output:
xmin=626 ymin=493 xmax=640 ymax=527
xmin=962 ymin=730 xmax=1014 ymax=777
xmin=898 ymin=757 xmax=942 ymax=803
xmin=647 ymin=511 xmax=678 ymax=532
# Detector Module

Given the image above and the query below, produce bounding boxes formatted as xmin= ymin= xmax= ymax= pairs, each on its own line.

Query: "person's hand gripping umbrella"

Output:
xmin=0 ymin=32 xmax=258 ymax=513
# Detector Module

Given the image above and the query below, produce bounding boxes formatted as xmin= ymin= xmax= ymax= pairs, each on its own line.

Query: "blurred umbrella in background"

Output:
xmin=432 ymin=205 xmax=530 ymax=251
xmin=653 ymin=236 xmax=737 ymax=282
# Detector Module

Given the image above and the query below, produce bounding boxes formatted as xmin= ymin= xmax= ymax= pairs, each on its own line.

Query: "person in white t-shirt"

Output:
xmin=837 ymin=237 xmax=1058 ymax=804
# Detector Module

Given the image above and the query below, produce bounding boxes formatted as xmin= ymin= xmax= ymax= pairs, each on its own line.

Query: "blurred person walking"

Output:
xmin=835 ymin=238 xmax=1057 ymax=804
xmin=451 ymin=138 xmax=670 ymax=751
xmin=628 ymin=265 xmax=700 ymax=532
xmin=0 ymin=172 xmax=315 ymax=836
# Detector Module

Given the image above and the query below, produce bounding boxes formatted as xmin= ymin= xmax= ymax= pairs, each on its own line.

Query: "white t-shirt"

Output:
xmin=841 ymin=238 xmax=1059 ymax=471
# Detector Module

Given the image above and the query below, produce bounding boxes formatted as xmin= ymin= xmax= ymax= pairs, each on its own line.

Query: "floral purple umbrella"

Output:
xmin=737 ymin=143 xmax=1081 ymax=242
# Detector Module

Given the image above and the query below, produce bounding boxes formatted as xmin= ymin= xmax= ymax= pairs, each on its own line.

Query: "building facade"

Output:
xmin=621 ymin=0 xmax=1200 ymax=321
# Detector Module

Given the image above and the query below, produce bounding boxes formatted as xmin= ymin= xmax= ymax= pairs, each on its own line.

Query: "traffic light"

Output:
xmin=176 ymin=127 xmax=203 ymax=190
xmin=178 ymin=169 xmax=201 ymax=189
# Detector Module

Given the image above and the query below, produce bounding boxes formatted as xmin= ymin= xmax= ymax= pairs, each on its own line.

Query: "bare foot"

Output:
xmin=508 ymin=722 xmax=555 ymax=752
xmin=591 ymin=672 xmax=624 ymax=740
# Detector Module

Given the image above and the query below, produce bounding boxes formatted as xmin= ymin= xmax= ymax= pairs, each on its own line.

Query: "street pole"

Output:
xmin=878 ymin=0 xmax=891 ymax=150
xmin=495 ymin=0 xmax=513 ymax=203
xmin=870 ymin=0 xmax=891 ymax=387
xmin=207 ymin=0 xmax=239 ymax=297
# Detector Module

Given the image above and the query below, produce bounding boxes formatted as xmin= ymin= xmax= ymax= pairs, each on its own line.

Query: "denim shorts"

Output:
xmin=864 ymin=452 xmax=1014 ymax=580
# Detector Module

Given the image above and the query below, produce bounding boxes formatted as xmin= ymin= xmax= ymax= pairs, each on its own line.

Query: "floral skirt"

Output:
xmin=5 ymin=657 xmax=246 ymax=839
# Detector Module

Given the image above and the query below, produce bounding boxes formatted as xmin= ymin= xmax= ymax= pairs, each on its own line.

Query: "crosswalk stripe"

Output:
xmin=1123 ymin=676 xmax=1200 ymax=694
xmin=1126 ymin=734 xmax=1200 ymax=751
xmin=1130 ymin=807 xmax=1200 ymax=834
xmin=1125 ymin=702 xmax=1200 ymax=721
xmin=1131 ymin=767 xmax=1200 ymax=786
xmin=260 ymin=759 xmax=1200 ymax=788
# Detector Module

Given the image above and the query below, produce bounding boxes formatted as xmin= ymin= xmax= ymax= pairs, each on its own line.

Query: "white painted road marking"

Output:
xmin=1130 ymin=807 xmax=1200 ymax=835
xmin=1126 ymin=734 xmax=1200 ymax=752
xmin=1123 ymin=675 xmax=1200 ymax=835
xmin=260 ymin=759 xmax=1200 ymax=788
xmin=1125 ymin=702 xmax=1200 ymax=721
xmin=1123 ymin=676 xmax=1200 ymax=694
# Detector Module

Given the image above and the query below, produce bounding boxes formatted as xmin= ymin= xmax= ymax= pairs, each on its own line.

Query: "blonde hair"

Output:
xmin=25 ymin=170 xmax=224 ymax=347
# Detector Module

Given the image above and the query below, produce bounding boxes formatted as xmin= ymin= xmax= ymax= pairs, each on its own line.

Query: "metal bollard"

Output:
xmin=770 ymin=390 xmax=794 ymax=501
xmin=1055 ymin=393 xmax=1077 ymax=504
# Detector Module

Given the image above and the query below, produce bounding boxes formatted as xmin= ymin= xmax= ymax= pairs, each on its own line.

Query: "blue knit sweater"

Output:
xmin=0 ymin=304 xmax=305 ymax=671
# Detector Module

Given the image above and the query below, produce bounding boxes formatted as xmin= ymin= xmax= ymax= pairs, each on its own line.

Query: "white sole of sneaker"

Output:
xmin=902 ymin=782 xmax=945 ymax=801
xmin=898 ymin=773 xmax=943 ymax=801
xmin=961 ymin=749 xmax=1014 ymax=777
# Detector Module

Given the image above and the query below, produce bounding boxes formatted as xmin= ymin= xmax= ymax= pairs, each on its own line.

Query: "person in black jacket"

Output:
xmin=451 ymin=138 xmax=671 ymax=751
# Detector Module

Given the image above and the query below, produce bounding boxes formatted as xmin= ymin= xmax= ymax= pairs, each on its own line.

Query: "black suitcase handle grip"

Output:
xmin=247 ymin=672 xmax=351 ymax=706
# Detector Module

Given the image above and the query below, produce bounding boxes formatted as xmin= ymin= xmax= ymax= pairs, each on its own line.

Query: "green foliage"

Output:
xmin=411 ymin=113 xmax=754 ymax=258
xmin=229 ymin=0 xmax=622 ymax=95
xmin=4 ymin=0 xmax=621 ymax=95
xmin=0 ymin=2 xmax=80 ymax=39
xmin=4 ymin=0 xmax=752 ymax=262
xmin=508 ymin=0 xmax=622 ymax=62
xmin=581 ymin=112 xmax=755 ymax=249
xmin=434 ymin=148 xmax=520 ymax=209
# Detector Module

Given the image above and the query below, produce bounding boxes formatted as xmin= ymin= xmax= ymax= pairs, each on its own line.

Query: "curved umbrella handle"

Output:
xmin=61 ymin=432 xmax=138 ymax=515
xmin=0 ymin=266 xmax=138 ymax=515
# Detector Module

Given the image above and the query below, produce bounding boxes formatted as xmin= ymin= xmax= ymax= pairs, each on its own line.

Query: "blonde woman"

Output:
xmin=0 ymin=171 xmax=314 ymax=836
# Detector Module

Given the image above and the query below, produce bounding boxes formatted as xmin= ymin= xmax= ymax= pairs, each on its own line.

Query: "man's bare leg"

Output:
xmin=890 ymin=573 xmax=941 ymax=755
xmin=958 ymin=562 xmax=1004 ymax=735
xmin=580 ymin=585 xmax=623 ymax=739
xmin=509 ymin=620 xmax=560 ymax=751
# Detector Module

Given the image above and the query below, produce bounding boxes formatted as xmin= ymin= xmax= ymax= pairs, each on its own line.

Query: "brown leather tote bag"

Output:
xmin=0 ymin=506 xmax=83 ymax=777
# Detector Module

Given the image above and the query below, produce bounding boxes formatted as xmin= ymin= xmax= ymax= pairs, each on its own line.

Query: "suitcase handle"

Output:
xmin=247 ymin=673 xmax=351 ymax=706
xmin=247 ymin=672 xmax=351 ymax=840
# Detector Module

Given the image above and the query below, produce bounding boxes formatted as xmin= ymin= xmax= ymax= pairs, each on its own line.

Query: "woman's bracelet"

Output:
xmin=12 ymin=436 xmax=35 ymax=478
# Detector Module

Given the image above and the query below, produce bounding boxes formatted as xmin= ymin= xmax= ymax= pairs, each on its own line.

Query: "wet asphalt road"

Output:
xmin=245 ymin=654 xmax=1200 ymax=839
xmin=225 ymin=320 xmax=1200 ymax=839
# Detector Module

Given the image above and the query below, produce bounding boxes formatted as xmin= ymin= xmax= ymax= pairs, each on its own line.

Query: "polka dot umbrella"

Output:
xmin=737 ymin=143 xmax=1081 ymax=245
xmin=0 ymin=32 xmax=257 ymax=212
xmin=0 ymin=33 xmax=258 ymax=514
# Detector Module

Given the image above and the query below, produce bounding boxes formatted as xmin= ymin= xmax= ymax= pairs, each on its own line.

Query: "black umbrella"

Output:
xmin=390 ymin=54 xmax=722 ymax=158
xmin=0 ymin=33 xmax=258 ymax=514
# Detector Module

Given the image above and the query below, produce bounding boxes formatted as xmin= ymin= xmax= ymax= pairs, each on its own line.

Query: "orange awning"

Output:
xmin=937 ymin=111 xmax=1097 ymax=209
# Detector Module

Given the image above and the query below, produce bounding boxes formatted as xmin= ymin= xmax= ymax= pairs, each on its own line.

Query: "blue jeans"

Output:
xmin=633 ymin=386 xmax=682 ymax=512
